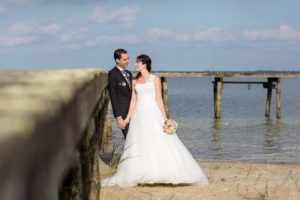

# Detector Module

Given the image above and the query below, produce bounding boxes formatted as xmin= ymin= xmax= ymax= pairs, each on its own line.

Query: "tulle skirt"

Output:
xmin=101 ymin=99 xmax=208 ymax=187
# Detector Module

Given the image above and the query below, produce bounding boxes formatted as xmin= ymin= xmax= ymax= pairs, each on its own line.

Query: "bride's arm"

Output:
xmin=124 ymin=80 xmax=137 ymax=125
xmin=154 ymin=76 xmax=168 ymax=121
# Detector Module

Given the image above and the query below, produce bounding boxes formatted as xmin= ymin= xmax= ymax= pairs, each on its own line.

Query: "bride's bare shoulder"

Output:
xmin=152 ymin=74 xmax=159 ymax=80
xmin=153 ymin=75 xmax=161 ymax=85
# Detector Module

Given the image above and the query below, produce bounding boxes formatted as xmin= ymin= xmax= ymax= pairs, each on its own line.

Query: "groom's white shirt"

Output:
xmin=116 ymin=65 xmax=125 ymax=73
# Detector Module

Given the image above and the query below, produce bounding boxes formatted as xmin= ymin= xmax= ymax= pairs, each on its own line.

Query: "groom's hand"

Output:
xmin=117 ymin=117 xmax=125 ymax=130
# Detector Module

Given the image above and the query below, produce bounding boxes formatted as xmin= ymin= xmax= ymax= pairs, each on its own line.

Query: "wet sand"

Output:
xmin=100 ymin=156 xmax=300 ymax=200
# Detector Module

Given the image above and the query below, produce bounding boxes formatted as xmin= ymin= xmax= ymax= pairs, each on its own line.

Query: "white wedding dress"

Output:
xmin=102 ymin=74 xmax=208 ymax=187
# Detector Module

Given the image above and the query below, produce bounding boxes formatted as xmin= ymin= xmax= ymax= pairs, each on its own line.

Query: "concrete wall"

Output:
xmin=0 ymin=69 xmax=110 ymax=200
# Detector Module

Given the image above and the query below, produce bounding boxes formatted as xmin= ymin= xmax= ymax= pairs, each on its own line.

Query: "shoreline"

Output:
xmin=99 ymin=155 xmax=300 ymax=200
xmin=101 ymin=152 xmax=300 ymax=166
xmin=196 ymin=158 xmax=300 ymax=166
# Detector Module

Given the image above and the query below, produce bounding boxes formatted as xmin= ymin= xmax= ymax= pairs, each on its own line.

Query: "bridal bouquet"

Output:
xmin=163 ymin=119 xmax=178 ymax=135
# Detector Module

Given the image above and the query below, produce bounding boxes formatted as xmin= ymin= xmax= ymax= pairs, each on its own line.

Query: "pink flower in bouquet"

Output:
xmin=163 ymin=119 xmax=178 ymax=135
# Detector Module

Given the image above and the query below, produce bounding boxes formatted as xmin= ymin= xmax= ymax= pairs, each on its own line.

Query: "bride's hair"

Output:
xmin=134 ymin=54 xmax=152 ymax=80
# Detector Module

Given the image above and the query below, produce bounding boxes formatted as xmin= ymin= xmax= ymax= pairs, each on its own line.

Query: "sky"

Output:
xmin=0 ymin=0 xmax=300 ymax=71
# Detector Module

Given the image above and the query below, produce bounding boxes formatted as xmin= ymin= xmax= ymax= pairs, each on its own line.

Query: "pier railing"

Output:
xmin=0 ymin=69 xmax=111 ymax=200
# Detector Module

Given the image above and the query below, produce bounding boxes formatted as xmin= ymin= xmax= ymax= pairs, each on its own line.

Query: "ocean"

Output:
xmin=109 ymin=77 xmax=300 ymax=163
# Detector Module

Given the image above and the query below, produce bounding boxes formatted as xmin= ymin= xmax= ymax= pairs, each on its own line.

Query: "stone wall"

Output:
xmin=0 ymin=69 xmax=110 ymax=200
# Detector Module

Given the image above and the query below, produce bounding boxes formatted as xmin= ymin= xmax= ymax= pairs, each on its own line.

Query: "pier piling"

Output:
xmin=276 ymin=78 xmax=281 ymax=118
xmin=214 ymin=77 xmax=223 ymax=118
xmin=265 ymin=78 xmax=273 ymax=117
xmin=161 ymin=77 xmax=169 ymax=118
xmin=211 ymin=76 xmax=281 ymax=118
xmin=263 ymin=78 xmax=280 ymax=118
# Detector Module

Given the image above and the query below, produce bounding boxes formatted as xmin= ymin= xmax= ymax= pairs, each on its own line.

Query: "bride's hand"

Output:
xmin=124 ymin=118 xmax=130 ymax=126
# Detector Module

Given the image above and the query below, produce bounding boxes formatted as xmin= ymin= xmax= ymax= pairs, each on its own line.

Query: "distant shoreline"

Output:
xmin=196 ymin=158 xmax=300 ymax=166
xmin=151 ymin=70 xmax=300 ymax=73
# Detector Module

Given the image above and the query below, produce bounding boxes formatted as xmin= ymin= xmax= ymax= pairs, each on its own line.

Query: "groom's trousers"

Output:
xmin=121 ymin=122 xmax=129 ymax=139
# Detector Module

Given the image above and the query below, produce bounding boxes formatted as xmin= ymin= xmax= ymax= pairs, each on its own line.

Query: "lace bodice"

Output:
xmin=134 ymin=74 xmax=156 ymax=103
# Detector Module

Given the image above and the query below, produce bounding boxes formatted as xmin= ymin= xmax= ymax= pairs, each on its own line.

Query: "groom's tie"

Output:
xmin=121 ymin=70 xmax=131 ymax=89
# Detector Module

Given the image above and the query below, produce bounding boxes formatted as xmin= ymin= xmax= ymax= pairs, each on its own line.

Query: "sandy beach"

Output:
xmin=99 ymin=156 xmax=300 ymax=200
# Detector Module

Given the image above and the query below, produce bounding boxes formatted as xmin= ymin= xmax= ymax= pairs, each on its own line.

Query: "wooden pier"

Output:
xmin=152 ymin=72 xmax=300 ymax=118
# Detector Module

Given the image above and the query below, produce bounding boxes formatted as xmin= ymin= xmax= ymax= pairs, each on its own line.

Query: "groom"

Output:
xmin=108 ymin=48 xmax=132 ymax=139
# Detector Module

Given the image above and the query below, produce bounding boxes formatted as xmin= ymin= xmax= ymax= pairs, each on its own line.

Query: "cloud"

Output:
xmin=62 ymin=43 xmax=82 ymax=50
xmin=5 ymin=0 xmax=41 ymax=6
xmin=146 ymin=28 xmax=174 ymax=43
xmin=0 ymin=19 xmax=62 ymax=46
xmin=0 ymin=35 xmax=37 ymax=46
xmin=8 ymin=20 xmax=61 ymax=35
xmin=0 ymin=4 xmax=6 ymax=16
xmin=5 ymin=0 xmax=101 ymax=6
xmin=89 ymin=6 xmax=142 ymax=27
xmin=85 ymin=34 xmax=139 ymax=46
xmin=146 ymin=24 xmax=300 ymax=45
xmin=146 ymin=27 xmax=235 ymax=43
xmin=193 ymin=27 xmax=235 ymax=42
xmin=60 ymin=28 xmax=87 ymax=42
xmin=60 ymin=33 xmax=140 ymax=50
xmin=242 ymin=24 xmax=300 ymax=41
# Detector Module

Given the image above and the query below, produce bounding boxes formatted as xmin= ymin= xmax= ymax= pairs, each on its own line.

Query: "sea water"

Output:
xmin=110 ymin=77 xmax=300 ymax=163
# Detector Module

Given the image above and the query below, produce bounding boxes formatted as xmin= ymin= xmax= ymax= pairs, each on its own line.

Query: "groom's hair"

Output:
xmin=114 ymin=48 xmax=127 ymax=60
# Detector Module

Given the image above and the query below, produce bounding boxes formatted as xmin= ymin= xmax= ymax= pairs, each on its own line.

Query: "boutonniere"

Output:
xmin=120 ymin=81 xmax=126 ymax=87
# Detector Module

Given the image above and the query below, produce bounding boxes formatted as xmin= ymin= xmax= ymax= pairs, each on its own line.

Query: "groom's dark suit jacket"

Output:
xmin=108 ymin=66 xmax=132 ymax=137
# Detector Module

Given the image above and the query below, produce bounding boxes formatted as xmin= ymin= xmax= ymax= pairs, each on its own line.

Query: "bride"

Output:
xmin=101 ymin=54 xmax=208 ymax=187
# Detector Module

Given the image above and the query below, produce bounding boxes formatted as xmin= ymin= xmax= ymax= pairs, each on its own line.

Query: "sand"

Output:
xmin=99 ymin=156 xmax=300 ymax=200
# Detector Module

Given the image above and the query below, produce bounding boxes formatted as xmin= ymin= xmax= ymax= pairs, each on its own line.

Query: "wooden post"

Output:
xmin=80 ymin=119 xmax=101 ymax=200
xmin=264 ymin=78 xmax=276 ymax=117
xmin=59 ymin=151 xmax=83 ymax=200
xmin=276 ymin=78 xmax=281 ymax=118
xmin=100 ymin=88 xmax=111 ymax=153
xmin=101 ymin=100 xmax=111 ymax=146
xmin=214 ymin=77 xmax=223 ymax=118
xmin=105 ymin=98 xmax=112 ymax=138
xmin=265 ymin=79 xmax=272 ymax=117
xmin=213 ymin=80 xmax=216 ymax=116
xmin=161 ymin=77 xmax=169 ymax=118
